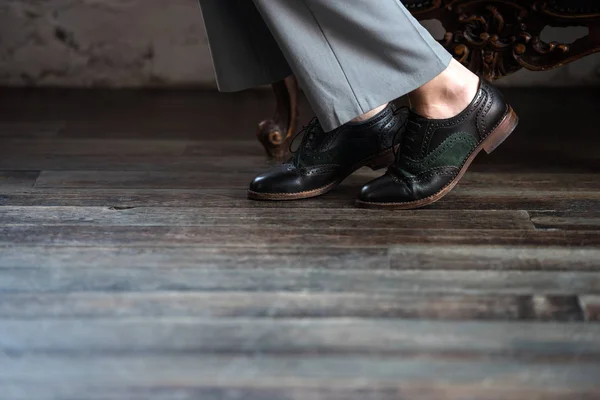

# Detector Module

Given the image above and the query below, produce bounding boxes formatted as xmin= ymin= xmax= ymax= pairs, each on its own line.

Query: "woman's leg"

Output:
xmin=203 ymin=0 xmax=517 ymax=206
xmin=251 ymin=0 xmax=453 ymax=132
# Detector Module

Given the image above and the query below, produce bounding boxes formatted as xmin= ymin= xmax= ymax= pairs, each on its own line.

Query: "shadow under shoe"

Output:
xmin=248 ymin=103 xmax=406 ymax=201
xmin=357 ymin=80 xmax=519 ymax=209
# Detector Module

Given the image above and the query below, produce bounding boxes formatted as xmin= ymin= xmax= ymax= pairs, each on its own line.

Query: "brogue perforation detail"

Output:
xmin=416 ymin=91 xmax=485 ymax=159
xmin=358 ymin=81 xmax=518 ymax=209
xmin=476 ymin=85 xmax=493 ymax=138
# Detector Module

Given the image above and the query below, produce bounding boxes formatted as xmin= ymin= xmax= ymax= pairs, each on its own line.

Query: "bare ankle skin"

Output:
xmin=351 ymin=103 xmax=389 ymax=123
xmin=408 ymin=59 xmax=480 ymax=120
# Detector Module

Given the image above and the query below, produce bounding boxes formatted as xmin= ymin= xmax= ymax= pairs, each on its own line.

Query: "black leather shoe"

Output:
xmin=248 ymin=104 xmax=406 ymax=200
xmin=357 ymin=80 xmax=518 ymax=209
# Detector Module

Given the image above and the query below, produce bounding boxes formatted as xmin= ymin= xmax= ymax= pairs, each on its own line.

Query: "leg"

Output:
xmin=252 ymin=0 xmax=452 ymax=132
xmin=259 ymin=74 xmax=386 ymax=160
xmin=248 ymin=0 xmax=518 ymax=206
xmin=247 ymin=0 xmax=452 ymax=200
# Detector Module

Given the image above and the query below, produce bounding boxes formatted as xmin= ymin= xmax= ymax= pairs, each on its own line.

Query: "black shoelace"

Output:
xmin=400 ymin=118 xmax=422 ymax=158
xmin=289 ymin=116 xmax=321 ymax=155
xmin=392 ymin=106 xmax=411 ymax=162
xmin=287 ymin=117 xmax=323 ymax=166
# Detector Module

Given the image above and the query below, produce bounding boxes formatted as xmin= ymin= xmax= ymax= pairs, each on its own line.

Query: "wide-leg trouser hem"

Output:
xmin=199 ymin=0 xmax=454 ymax=132
xmin=252 ymin=0 xmax=453 ymax=131
xmin=198 ymin=0 xmax=292 ymax=93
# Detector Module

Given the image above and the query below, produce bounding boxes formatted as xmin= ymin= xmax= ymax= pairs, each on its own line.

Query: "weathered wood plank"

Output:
xmin=0 ymin=207 xmax=534 ymax=230
xmin=33 ymin=170 xmax=266 ymax=189
xmin=1 ymin=225 xmax=599 ymax=246
xmin=0 ymin=139 xmax=270 ymax=171
xmin=0 ymin=121 xmax=64 ymax=137
xmin=184 ymin=140 xmax=285 ymax=156
xmin=0 ymin=155 xmax=270 ymax=172
xmin=0 ymin=246 xmax=389 ymax=270
xmin=2 ymin=188 xmax=600 ymax=212
xmin=31 ymin=170 xmax=377 ymax=189
xmin=0 ymin=292 xmax=584 ymax=320
xmin=32 ymin=171 xmax=600 ymax=191
xmin=389 ymin=244 xmax=600 ymax=270
xmin=2 ymin=355 xmax=599 ymax=400
xmin=1 ymin=266 xmax=599 ymax=294
xmin=1 ymin=243 xmax=599 ymax=273
xmin=0 ymin=138 xmax=190 ymax=156
xmin=530 ymin=212 xmax=600 ymax=231
xmin=2 ymin=319 xmax=599 ymax=354
xmin=0 ymin=172 xmax=39 ymax=189
xmin=579 ymin=296 xmax=600 ymax=321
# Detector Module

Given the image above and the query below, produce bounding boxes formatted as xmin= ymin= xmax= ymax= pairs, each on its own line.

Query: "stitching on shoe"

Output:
xmin=482 ymin=105 xmax=510 ymax=140
xmin=476 ymin=86 xmax=492 ymax=138
xmin=389 ymin=166 xmax=458 ymax=185
xmin=400 ymin=132 xmax=476 ymax=169
xmin=418 ymin=89 xmax=485 ymax=159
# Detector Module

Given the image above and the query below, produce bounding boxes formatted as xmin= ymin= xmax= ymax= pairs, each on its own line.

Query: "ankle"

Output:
xmin=351 ymin=103 xmax=388 ymax=123
xmin=408 ymin=59 xmax=479 ymax=120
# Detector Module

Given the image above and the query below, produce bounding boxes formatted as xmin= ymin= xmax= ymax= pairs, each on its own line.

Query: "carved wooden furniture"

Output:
xmin=257 ymin=0 xmax=600 ymax=158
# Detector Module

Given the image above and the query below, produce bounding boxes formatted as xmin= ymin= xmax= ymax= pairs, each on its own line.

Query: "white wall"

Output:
xmin=1 ymin=0 xmax=599 ymax=88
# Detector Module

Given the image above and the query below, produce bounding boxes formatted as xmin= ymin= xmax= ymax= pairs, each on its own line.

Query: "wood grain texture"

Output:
xmin=0 ymin=172 xmax=39 ymax=189
xmin=3 ymin=188 xmax=600 ymax=211
xmin=2 ymin=225 xmax=600 ymax=247
xmin=0 ymin=138 xmax=191 ymax=156
xmin=2 ymin=355 xmax=599 ymax=400
xmin=530 ymin=212 xmax=600 ymax=230
xmin=0 ymin=206 xmax=534 ymax=230
xmin=2 ymin=319 xmax=599 ymax=354
xmin=0 ymin=121 xmax=64 ymax=137
xmin=0 ymin=292 xmax=585 ymax=320
xmin=579 ymin=296 xmax=600 ymax=321
xmin=31 ymin=170 xmax=600 ymax=190
xmin=1 ymin=88 xmax=599 ymax=399
xmin=1 ymin=244 xmax=599 ymax=271
xmin=0 ymin=139 xmax=268 ymax=171
xmin=1 ymin=267 xmax=599 ymax=294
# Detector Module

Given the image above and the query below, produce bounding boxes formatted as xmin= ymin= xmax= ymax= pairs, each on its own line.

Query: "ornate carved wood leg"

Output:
xmin=257 ymin=76 xmax=299 ymax=159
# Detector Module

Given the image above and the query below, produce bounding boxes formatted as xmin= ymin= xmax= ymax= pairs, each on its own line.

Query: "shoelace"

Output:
xmin=288 ymin=116 xmax=321 ymax=155
xmin=391 ymin=106 xmax=410 ymax=161
xmin=289 ymin=107 xmax=417 ymax=164
xmin=400 ymin=118 xmax=422 ymax=158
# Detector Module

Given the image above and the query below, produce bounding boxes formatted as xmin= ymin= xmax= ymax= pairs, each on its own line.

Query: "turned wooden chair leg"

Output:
xmin=256 ymin=76 xmax=299 ymax=159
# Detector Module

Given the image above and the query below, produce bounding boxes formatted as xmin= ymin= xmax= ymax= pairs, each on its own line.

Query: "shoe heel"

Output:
xmin=366 ymin=148 xmax=396 ymax=171
xmin=483 ymin=106 xmax=519 ymax=154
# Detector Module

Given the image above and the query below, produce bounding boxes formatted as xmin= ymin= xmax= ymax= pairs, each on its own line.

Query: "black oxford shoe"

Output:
xmin=248 ymin=104 xmax=406 ymax=200
xmin=357 ymin=80 xmax=518 ymax=209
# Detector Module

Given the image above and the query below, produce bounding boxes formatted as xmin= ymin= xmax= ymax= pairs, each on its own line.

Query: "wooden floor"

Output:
xmin=1 ymin=87 xmax=600 ymax=399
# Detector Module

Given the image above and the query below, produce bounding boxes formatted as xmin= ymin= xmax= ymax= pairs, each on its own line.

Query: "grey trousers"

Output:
xmin=199 ymin=0 xmax=452 ymax=131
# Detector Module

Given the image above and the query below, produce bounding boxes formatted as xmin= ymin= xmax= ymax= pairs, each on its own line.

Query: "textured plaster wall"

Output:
xmin=0 ymin=0 xmax=215 ymax=87
xmin=1 ymin=0 xmax=599 ymax=88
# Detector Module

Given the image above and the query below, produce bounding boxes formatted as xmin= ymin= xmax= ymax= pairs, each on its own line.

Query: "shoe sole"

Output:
xmin=247 ymin=146 xmax=398 ymax=201
xmin=355 ymin=106 xmax=519 ymax=210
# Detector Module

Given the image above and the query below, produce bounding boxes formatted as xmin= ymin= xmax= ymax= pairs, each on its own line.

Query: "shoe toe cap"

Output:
xmin=359 ymin=174 xmax=410 ymax=204
xmin=248 ymin=165 xmax=304 ymax=194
